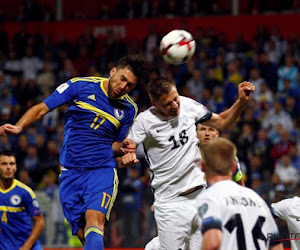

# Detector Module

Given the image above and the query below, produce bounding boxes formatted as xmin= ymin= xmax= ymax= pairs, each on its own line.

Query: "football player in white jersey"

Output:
xmin=198 ymin=137 xmax=283 ymax=250
xmin=122 ymin=77 xmax=254 ymax=249
xmin=196 ymin=123 xmax=245 ymax=186
xmin=271 ymin=197 xmax=300 ymax=250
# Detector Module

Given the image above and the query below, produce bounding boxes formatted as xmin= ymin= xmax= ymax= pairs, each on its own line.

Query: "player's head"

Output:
xmin=196 ymin=123 xmax=219 ymax=147
xmin=148 ymin=77 xmax=180 ymax=117
xmin=108 ymin=53 xmax=145 ymax=98
xmin=201 ymin=137 xmax=236 ymax=177
xmin=0 ymin=150 xmax=17 ymax=182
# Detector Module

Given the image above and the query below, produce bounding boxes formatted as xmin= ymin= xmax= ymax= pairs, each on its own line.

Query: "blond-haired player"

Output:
xmin=123 ymin=77 xmax=254 ymax=249
xmin=198 ymin=138 xmax=283 ymax=250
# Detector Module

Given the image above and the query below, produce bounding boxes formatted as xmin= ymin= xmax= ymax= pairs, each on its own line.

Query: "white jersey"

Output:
xmin=127 ymin=96 xmax=210 ymax=202
xmin=271 ymin=197 xmax=300 ymax=250
xmin=198 ymin=180 xmax=280 ymax=250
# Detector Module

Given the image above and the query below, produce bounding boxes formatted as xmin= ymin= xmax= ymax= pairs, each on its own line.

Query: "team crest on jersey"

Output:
xmin=181 ymin=115 xmax=188 ymax=125
xmin=10 ymin=194 xmax=21 ymax=205
xmin=198 ymin=203 xmax=208 ymax=218
xmin=114 ymin=108 xmax=124 ymax=120
xmin=32 ymin=199 xmax=40 ymax=208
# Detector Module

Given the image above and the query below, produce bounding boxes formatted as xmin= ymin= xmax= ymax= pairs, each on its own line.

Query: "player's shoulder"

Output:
xmin=121 ymin=94 xmax=138 ymax=110
xmin=15 ymin=180 xmax=36 ymax=200
xmin=68 ymin=76 xmax=107 ymax=85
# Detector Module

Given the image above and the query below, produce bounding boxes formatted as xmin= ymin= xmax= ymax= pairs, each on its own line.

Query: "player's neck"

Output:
xmin=0 ymin=178 xmax=14 ymax=190
xmin=207 ymin=175 xmax=232 ymax=186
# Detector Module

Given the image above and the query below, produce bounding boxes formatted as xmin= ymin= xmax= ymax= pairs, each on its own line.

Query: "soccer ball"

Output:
xmin=160 ymin=29 xmax=196 ymax=65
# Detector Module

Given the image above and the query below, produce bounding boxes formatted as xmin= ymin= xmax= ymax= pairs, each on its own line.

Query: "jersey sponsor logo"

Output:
xmin=114 ymin=108 xmax=124 ymax=120
xmin=198 ymin=203 xmax=208 ymax=218
xmin=87 ymin=94 xmax=96 ymax=101
xmin=56 ymin=82 xmax=70 ymax=94
xmin=10 ymin=195 xmax=21 ymax=205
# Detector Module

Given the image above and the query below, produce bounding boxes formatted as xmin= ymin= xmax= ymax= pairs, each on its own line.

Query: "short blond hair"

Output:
xmin=202 ymin=137 xmax=236 ymax=176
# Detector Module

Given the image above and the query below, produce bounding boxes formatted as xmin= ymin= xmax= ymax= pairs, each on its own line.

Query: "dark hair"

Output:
xmin=147 ymin=77 xmax=176 ymax=101
xmin=117 ymin=53 xmax=146 ymax=81
xmin=0 ymin=150 xmax=16 ymax=158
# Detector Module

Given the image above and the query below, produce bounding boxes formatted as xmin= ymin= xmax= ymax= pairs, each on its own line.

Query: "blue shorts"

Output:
xmin=59 ymin=167 xmax=118 ymax=235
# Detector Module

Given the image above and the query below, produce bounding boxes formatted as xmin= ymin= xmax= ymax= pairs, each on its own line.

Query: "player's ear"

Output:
xmin=152 ymin=101 xmax=159 ymax=109
xmin=232 ymin=161 xmax=237 ymax=173
xmin=200 ymin=161 xmax=206 ymax=172
xmin=109 ymin=67 xmax=117 ymax=76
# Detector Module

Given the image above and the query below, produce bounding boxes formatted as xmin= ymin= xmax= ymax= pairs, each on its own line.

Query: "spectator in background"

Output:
xmin=289 ymin=144 xmax=300 ymax=171
xmin=58 ymin=58 xmax=77 ymax=83
xmin=271 ymin=129 xmax=295 ymax=164
xmin=186 ymin=69 xmax=204 ymax=102
xmin=3 ymin=49 xmax=22 ymax=78
xmin=274 ymin=154 xmax=299 ymax=189
xmin=204 ymin=67 xmax=222 ymax=93
xmin=277 ymin=54 xmax=298 ymax=92
xmin=36 ymin=61 xmax=56 ymax=95
xmin=21 ymin=46 xmax=43 ymax=82
xmin=121 ymin=167 xmax=143 ymax=247
xmin=24 ymin=145 xmax=40 ymax=181
xmin=253 ymin=81 xmax=274 ymax=106
xmin=252 ymin=128 xmax=272 ymax=170
xmin=248 ymin=67 xmax=265 ymax=100
xmin=262 ymin=100 xmax=294 ymax=132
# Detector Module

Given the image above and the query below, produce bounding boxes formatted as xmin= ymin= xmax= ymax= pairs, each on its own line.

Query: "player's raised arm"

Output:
xmin=202 ymin=81 xmax=255 ymax=130
xmin=0 ymin=102 xmax=49 ymax=136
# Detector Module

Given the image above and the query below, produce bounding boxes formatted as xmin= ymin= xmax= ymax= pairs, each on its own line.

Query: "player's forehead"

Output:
xmin=116 ymin=67 xmax=138 ymax=84
xmin=159 ymin=86 xmax=178 ymax=104
xmin=0 ymin=155 xmax=16 ymax=163
xmin=197 ymin=124 xmax=217 ymax=131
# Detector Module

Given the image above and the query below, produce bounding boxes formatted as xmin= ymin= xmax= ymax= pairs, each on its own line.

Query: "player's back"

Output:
xmin=198 ymin=181 xmax=280 ymax=250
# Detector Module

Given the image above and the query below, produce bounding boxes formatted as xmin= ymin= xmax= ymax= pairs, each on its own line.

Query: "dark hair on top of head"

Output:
xmin=117 ymin=53 xmax=146 ymax=80
xmin=147 ymin=77 xmax=176 ymax=101
xmin=0 ymin=150 xmax=15 ymax=158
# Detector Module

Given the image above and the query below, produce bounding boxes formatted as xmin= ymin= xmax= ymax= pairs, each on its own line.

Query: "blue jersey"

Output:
xmin=44 ymin=77 xmax=138 ymax=169
xmin=0 ymin=179 xmax=42 ymax=250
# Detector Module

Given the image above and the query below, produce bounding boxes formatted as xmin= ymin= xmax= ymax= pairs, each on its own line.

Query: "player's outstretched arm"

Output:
xmin=203 ymin=81 xmax=255 ymax=130
xmin=112 ymin=138 xmax=137 ymax=156
xmin=0 ymin=102 xmax=50 ymax=136
xmin=116 ymin=152 xmax=139 ymax=168
xmin=20 ymin=214 xmax=45 ymax=250
xmin=202 ymin=229 xmax=222 ymax=250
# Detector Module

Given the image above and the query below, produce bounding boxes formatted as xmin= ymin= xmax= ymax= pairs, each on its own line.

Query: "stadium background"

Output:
xmin=0 ymin=0 xmax=299 ymax=249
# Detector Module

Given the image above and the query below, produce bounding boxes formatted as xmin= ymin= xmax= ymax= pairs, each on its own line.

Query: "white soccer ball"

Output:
xmin=160 ymin=29 xmax=196 ymax=65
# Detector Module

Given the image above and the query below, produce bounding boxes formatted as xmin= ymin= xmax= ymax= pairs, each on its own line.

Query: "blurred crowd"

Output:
xmin=1 ymin=0 xmax=300 ymax=22
xmin=0 ymin=7 xmax=300 ymax=248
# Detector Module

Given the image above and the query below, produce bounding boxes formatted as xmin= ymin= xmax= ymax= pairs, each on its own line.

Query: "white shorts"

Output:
xmin=154 ymin=187 xmax=204 ymax=250
xmin=145 ymin=236 xmax=160 ymax=250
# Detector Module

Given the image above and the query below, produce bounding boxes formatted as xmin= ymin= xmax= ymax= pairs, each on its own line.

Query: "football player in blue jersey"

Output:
xmin=0 ymin=53 xmax=145 ymax=250
xmin=0 ymin=150 xmax=45 ymax=250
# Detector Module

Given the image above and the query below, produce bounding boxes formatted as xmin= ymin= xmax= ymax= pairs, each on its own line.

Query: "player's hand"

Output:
xmin=237 ymin=81 xmax=255 ymax=102
xmin=120 ymin=138 xmax=137 ymax=154
xmin=0 ymin=124 xmax=22 ymax=136
xmin=118 ymin=152 xmax=139 ymax=168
